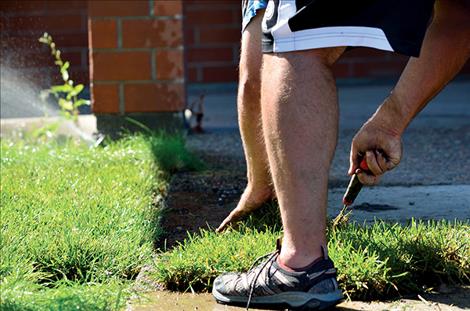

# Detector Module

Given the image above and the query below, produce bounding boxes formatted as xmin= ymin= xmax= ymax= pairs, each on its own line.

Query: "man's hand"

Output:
xmin=349 ymin=105 xmax=403 ymax=185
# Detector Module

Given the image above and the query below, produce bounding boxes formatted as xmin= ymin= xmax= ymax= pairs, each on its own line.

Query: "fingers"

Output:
xmin=357 ymin=171 xmax=381 ymax=185
xmin=216 ymin=208 xmax=245 ymax=233
xmin=375 ymin=150 xmax=388 ymax=173
xmin=364 ymin=150 xmax=385 ymax=176
xmin=384 ymin=139 xmax=402 ymax=171
xmin=348 ymin=143 xmax=359 ymax=176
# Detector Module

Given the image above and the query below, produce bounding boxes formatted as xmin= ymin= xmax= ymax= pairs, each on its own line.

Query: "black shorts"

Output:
xmin=262 ymin=0 xmax=435 ymax=57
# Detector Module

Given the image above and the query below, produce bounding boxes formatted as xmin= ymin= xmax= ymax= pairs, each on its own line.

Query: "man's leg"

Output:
xmin=217 ymin=11 xmax=272 ymax=232
xmin=261 ymin=48 xmax=345 ymax=268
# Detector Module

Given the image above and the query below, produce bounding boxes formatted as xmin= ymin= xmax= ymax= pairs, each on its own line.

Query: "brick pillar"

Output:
xmin=88 ymin=0 xmax=185 ymax=135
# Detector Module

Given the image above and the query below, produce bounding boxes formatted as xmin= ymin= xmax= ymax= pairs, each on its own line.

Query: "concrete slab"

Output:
xmin=187 ymin=80 xmax=470 ymax=131
xmin=327 ymin=185 xmax=470 ymax=223
xmin=186 ymin=79 xmax=470 ymax=186
xmin=0 ymin=115 xmax=97 ymax=143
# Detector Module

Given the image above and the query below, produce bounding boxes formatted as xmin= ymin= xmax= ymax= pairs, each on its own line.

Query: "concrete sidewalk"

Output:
xmin=186 ymin=79 xmax=470 ymax=223
xmin=188 ymin=80 xmax=470 ymax=131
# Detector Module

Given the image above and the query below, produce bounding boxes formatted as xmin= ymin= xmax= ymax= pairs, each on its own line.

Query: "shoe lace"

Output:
xmin=245 ymin=249 xmax=280 ymax=310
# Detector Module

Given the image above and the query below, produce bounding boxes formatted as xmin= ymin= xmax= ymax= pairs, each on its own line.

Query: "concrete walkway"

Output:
xmin=188 ymin=80 xmax=470 ymax=131
xmin=187 ymin=80 xmax=470 ymax=223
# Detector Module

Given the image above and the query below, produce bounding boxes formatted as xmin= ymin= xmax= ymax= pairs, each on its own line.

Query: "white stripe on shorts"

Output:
xmin=268 ymin=0 xmax=394 ymax=53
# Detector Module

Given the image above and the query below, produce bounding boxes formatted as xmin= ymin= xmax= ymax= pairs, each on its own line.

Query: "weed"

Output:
xmin=38 ymin=33 xmax=89 ymax=122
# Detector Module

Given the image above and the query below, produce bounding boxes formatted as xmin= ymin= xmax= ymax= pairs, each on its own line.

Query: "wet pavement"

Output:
xmin=129 ymin=286 xmax=470 ymax=311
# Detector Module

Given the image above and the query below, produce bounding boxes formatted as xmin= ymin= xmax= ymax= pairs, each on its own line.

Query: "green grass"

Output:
xmin=0 ymin=133 xmax=202 ymax=310
xmin=3 ymin=132 xmax=468 ymax=307
xmin=153 ymin=204 xmax=469 ymax=300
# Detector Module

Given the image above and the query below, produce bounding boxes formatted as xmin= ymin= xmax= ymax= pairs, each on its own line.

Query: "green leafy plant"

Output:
xmin=39 ymin=32 xmax=89 ymax=122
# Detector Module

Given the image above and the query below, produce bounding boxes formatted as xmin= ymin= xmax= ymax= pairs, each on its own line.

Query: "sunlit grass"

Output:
xmin=153 ymin=203 xmax=469 ymax=300
xmin=0 ymin=133 xmax=202 ymax=310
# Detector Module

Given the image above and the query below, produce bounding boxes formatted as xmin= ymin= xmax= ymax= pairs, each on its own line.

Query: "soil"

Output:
xmin=157 ymin=151 xmax=248 ymax=249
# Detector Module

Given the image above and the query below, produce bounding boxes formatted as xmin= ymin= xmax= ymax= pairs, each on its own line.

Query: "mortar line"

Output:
xmin=119 ymin=83 xmax=125 ymax=115
xmin=149 ymin=0 xmax=155 ymax=16
xmin=117 ymin=18 xmax=123 ymax=49
xmin=151 ymin=49 xmax=157 ymax=81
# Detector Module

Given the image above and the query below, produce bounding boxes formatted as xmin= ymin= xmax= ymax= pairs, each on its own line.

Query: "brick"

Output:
xmin=187 ymin=67 xmax=199 ymax=83
xmin=184 ymin=28 xmax=195 ymax=46
xmin=7 ymin=50 xmax=82 ymax=68
xmin=154 ymin=0 xmax=182 ymax=16
xmin=184 ymin=1 xmax=240 ymax=12
xmin=45 ymin=0 xmax=87 ymax=11
xmin=342 ymin=48 xmax=389 ymax=61
xmin=1 ymin=35 xmax=43 ymax=51
xmin=156 ymin=49 xmax=183 ymax=80
xmin=352 ymin=61 xmax=406 ymax=78
xmin=18 ymin=50 xmax=86 ymax=72
xmin=187 ymin=46 xmax=233 ymax=63
xmin=7 ymin=14 xmax=84 ymax=32
xmin=0 ymin=15 xmax=6 ymax=33
xmin=185 ymin=9 xmax=234 ymax=25
xmin=88 ymin=0 xmax=149 ymax=17
xmin=0 ymin=1 xmax=47 ymax=13
xmin=61 ymin=50 xmax=84 ymax=67
xmin=71 ymin=69 xmax=90 ymax=84
xmin=51 ymin=33 xmax=88 ymax=48
xmin=89 ymin=19 xmax=117 ymax=49
xmin=92 ymin=83 xmax=120 ymax=113
xmin=198 ymin=27 xmax=240 ymax=44
xmin=122 ymin=19 xmax=182 ymax=48
xmin=91 ymin=51 xmax=151 ymax=81
xmin=124 ymin=83 xmax=184 ymax=112
xmin=332 ymin=63 xmax=351 ymax=78
xmin=202 ymin=65 xmax=237 ymax=83
xmin=51 ymin=68 xmax=89 ymax=85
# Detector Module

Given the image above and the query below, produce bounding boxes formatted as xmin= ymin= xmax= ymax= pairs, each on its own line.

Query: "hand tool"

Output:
xmin=332 ymin=158 xmax=369 ymax=228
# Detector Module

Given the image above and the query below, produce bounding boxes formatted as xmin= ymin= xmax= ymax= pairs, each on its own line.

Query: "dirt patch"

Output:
xmin=157 ymin=153 xmax=248 ymax=249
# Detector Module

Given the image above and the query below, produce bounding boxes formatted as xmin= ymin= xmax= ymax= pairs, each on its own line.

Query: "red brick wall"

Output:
xmin=184 ymin=1 xmax=241 ymax=84
xmin=0 ymin=0 xmax=89 ymax=89
xmin=2 ymin=0 xmax=468 ymax=96
xmin=184 ymin=1 xmax=470 ymax=83
xmin=334 ymin=49 xmax=410 ymax=78
xmin=88 ymin=0 xmax=185 ymax=114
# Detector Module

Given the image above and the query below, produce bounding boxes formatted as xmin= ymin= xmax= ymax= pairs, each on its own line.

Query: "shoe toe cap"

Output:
xmin=213 ymin=273 xmax=240 ymax=295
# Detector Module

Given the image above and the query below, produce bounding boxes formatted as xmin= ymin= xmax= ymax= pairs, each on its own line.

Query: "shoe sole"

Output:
xmin=213 ymin=288 xmax=343 ymax=310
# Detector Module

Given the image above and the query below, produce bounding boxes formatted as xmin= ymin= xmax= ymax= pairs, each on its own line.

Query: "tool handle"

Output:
xmin=342 ymin=158 xmax=369 ymax=206
xmin=359 ymin=158 xmax=369 ymax=171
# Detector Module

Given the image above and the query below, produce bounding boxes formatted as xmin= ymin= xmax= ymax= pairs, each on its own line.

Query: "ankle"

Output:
xmin=244 ymin=182 xmax=272 ymax=197
xmin=278 ymin=246 xmax=326 ymax=270
xmin=277 ymin=255 xmax=323 ymax=272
